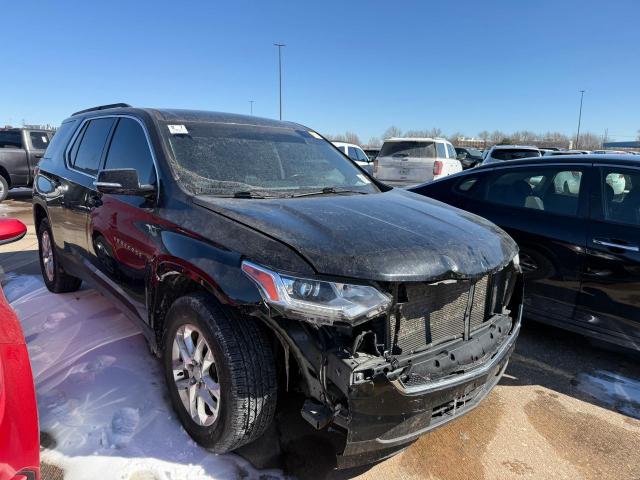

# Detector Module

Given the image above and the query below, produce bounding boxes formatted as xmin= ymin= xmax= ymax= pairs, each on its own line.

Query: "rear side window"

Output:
xmin=446 ymin=144 xmax=457 ymax=159
xmin=70 ymin=118 xmax=115 ymax=175
xmin=436 ymin=143 xmax=447 ymax=158
xmin=0 ymin=131 xmax=22 ymax=149
xmin=103 ymin=118 xmax=156 ymax=185
xmin=486 ymin=167 xmax=583 ymax=216
xmin=491 ymin=149 xmax=541 ymax=161
xmin=44 ymin=120 xmax=78 ymax=160
xmin=379 ymin=141 xmax=436 ymax=158
xmin=601 ymin=168 xmax=639 ymax=226
xmin=29 ymin=132 xmax=50 ymax=150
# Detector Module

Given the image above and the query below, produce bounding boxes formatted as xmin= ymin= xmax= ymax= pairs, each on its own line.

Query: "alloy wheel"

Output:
xmin=41 ymin=230 xmax=55 ymax=282
xmin=172 ymin=324 xmax=221 ymax=426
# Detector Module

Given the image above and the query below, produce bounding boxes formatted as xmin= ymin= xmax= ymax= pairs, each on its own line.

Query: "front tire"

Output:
xmin=162 ymin=293 xmax=278 ymax=453
xmin=0 ymin=175 xmax=9 ymax=202
xmin=37 ymin=218 xmax=82 ymax=293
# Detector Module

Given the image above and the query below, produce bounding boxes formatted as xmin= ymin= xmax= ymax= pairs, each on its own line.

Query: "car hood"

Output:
xmin=193 ymin=189 xmax=518 ymax=282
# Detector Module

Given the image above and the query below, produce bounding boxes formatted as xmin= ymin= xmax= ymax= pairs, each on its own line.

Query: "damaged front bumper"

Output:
xmin=334 ymin=306 xmax=522 ymax=469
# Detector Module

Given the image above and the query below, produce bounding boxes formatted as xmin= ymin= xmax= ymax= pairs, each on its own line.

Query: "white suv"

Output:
xmin=332 ymin=141 xmax=373 ymax=174
xmin=482 ymin=145 xmax=541 ymax=165
xmin=374 ymin=137 xmax=461 ymax=187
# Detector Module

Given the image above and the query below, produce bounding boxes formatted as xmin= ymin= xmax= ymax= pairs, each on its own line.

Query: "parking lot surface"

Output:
xmin=1 ymin=191 xmax=639 ymax=480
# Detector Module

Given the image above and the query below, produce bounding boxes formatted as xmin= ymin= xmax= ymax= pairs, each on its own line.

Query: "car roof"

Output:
xmin=332 ymin=141 xmax=362 ymax=149
xmin=490 ymin=145 xmax=539 ymax=150
xmin=68 ymin=106 xmax=306 ymax=130
xmin=383 ymin=137 xmax=450 ymax=143
xmin=475 ymin=154 xmax=639 ymax=170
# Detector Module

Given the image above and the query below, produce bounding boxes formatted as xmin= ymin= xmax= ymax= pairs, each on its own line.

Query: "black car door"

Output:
xmin=577 ymin=164 xmax=640 ymax=346
xmin=52 ymin=117 xmax=116 ymax=268
xmin=86 ymin=116 xmax=159 ymax=321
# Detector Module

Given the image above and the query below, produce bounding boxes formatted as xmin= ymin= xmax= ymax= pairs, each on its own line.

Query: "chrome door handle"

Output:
xmin=593 ymin=239 xmax=639 ymax=252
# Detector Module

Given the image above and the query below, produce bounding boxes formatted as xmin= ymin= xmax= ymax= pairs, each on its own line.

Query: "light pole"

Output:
xmin=575 ymin=90 xmax=585 ymax=149
xmin=249 ymin=100 xmax=254 ymax=115
xmin=274 ymin=43 xmax=285 ymax=120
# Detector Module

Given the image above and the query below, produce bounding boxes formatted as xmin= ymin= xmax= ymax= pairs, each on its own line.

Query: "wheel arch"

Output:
xmin=0 ymin=165 xmax=10 ymax=187
xmin=33 ymin=202 xmax=47 ymax=231
xmin=150 ymin=258 xmax=318 ymax=399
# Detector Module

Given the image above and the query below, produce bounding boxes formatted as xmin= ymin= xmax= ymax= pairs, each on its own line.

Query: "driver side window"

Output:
xmin=103 ymin=118 xmax=156 ymax=185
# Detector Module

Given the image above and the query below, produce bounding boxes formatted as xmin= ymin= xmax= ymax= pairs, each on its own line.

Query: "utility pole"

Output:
xmin=274 ymin=43 xmax=285 ymax=120
xmin=575 ymin=90 xmax=585 ymax=149
xmin=249 ymin=100 xmax=254 ymax=115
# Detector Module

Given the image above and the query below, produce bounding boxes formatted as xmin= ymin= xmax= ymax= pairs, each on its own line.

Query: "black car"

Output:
xmin=455 ymin=147 xmax=484 ymax=169
xmin=32 ymin=104 xmax=521 ymax=467
xmin=411 ymin=155 xmax=640 ymax=350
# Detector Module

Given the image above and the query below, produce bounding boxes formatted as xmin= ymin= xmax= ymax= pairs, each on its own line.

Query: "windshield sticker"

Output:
xmin=308 ymin=130 xmax=322 ymax=139
xmin=168 ymin=125 xmax=189 ymax=135
xmin=357 ymin=174 xmax=372 ymax=184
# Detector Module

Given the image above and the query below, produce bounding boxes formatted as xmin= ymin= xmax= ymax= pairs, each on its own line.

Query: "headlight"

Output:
xmin=241 ymin=260 xmax=391 ymax=326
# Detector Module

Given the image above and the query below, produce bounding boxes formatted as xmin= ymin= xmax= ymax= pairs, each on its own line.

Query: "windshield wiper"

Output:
xmin=289 ymin=187 xmax=369 ymax=198
xmin=232 ymin=191 xmax=285 ymax=199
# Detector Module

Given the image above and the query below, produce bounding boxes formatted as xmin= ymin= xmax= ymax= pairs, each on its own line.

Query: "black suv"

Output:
xmin=33 ymin=104 xmax=522 ymax=467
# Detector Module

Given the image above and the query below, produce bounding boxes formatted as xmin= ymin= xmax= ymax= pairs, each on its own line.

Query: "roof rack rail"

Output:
xmin=72 ymin=103 xmax=132 ymax=116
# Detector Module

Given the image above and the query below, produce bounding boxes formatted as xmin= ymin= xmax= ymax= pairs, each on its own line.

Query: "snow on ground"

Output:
xmin=575 ymin=369 xmax=640 ymax=419
xmin=8 ymin=275 xmax=284 ymax=480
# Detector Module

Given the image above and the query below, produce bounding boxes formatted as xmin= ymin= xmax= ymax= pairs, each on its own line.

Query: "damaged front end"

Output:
xmin=243 ymin=257 xmax=523 ymax=469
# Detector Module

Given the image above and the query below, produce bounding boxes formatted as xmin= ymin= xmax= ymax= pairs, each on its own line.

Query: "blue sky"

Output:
xmin=2 ymin=0 xmax=639 ymax=141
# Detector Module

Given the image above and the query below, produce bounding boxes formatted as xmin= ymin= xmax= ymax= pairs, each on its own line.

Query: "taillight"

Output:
xmin=433 ymin=160 xmax=443 ymax=176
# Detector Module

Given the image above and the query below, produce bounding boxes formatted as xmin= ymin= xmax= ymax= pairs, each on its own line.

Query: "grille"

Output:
xmin=392 ymin=281 xmax=470 ymax=353
xmin=390 ymin=274 xmax=493 ymax=354
xmin=469 ymin=276 xmax=489 ymax=331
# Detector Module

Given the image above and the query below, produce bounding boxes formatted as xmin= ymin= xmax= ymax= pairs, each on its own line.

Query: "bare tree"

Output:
xmin=447 ymin=132 xmax=465 ymax=143
xmin=344 ymin=131 xmax=361 ymax=145
xmin=383 ymin=126 xmax=402 ymax=139
xmin=405 ymin=129 xmax=428 ymax=138
xmin=512 ymin=130 xmax=538 ymax=144
xmin=367 ymin=136 xmax=382 ymax=147
xmin=540 ymin=131 xmax=570 ymax=148
xmin=478 ymin=130 xmax=490 ymax=146
xmin=576 ymin=132 xmax=601 ymax=150
xmin=489 ymin=130 xmax=506 ymax=144
xmin=325 ymin=131 xmax=362 ymax=145
xmin=428 ymin=127 xmax=443 ymax=138
xmin=325 ymin=133 xmax=346 ymax=142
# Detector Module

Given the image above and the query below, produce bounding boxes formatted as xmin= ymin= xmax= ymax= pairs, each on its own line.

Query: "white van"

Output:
xmin=374 ymin=137 xmax=462 ymax=187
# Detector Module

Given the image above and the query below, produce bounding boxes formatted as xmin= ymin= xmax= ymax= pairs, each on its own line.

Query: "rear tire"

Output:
xmin=37 ymin=218 xmax=82 ymax=293
xmin=162 ymin=293 xmax=278 ymax=453
xmin=0 ymin=175 xmax=9 ymax=202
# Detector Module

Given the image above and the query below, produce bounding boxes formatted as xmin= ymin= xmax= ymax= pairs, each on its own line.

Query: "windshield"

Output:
xmin=165 ymin=122 xmax=379 ymax=196
xmin=491 ymin=149 xmax=541 ymax=160
xmin=379 ymin=140 xmax=436 ymax=158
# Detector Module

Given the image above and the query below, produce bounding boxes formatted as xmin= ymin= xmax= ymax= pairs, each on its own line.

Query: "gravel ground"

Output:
xmin=1 ymin=190 xmax=639 ymax=480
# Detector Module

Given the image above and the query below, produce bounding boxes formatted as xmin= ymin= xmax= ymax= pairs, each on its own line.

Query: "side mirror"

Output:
xmin=0 ymin=218 xmax=27 ymax=245
xmin=95 ymin=169 xmax=155 ymax=196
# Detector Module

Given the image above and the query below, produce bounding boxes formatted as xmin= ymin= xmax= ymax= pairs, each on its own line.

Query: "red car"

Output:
xmin=0 ymin=219 xmax=39 ymax=480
